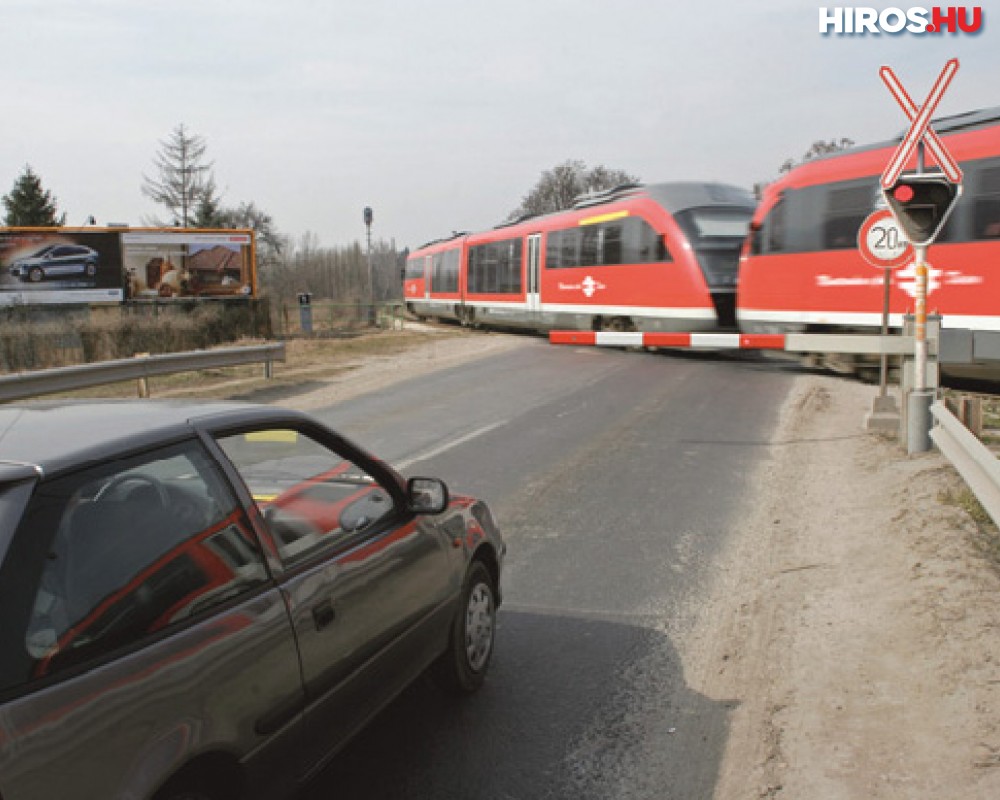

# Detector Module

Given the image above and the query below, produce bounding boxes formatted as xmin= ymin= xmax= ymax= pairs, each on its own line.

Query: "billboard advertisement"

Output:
xmin=0 ymin=230 xmax=124 ymax=305
xmin=0 ymin=228 xmax=256 ymax=305
xmin=121 ymin=231 xmax=255 ymax=300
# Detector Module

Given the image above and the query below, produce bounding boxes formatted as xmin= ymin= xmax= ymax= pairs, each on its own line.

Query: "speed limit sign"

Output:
xmin=858 ymin=208 xmax=913 ymax=268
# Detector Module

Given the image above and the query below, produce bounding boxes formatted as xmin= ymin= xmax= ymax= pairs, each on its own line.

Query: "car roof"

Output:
xmin=0 ymin=400 xmax=306 ymax=477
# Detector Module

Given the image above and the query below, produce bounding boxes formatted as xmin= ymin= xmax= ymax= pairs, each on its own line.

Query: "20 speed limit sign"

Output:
xmin=858 ymin=208 xmax=913 ymax=268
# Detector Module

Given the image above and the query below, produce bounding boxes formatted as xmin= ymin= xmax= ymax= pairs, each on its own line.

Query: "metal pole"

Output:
xmin=366 ymin=225 xmax=373 ymax=320
xmin=879 ymin=265 xmax=891 ymax=397
xmin=915 ymin=139 xmax=927 ymax=392
xmin=914 ymin=243 xmax=928 ymax=390
xmin=364 ymin=206 xmax=374 ymax=326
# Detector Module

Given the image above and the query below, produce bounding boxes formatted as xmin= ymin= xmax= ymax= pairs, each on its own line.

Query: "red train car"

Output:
xmin=738 ymin=106 xmax=1000 ymax=381
xmin=404 ymin=182 xmax=756 ymax=333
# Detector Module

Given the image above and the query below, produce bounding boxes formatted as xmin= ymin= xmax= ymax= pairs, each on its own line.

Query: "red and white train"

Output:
xmin=738 ymin=105 xmax=1000 ymax=381
xmin=405 ymin=106 xmax=1000 ymax=382
xmin=404 ymin=183 xmax=756 ymax=334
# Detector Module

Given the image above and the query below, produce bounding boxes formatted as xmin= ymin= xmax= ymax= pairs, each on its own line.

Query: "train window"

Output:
xmin=973 ymin=165 xmax=1000 ymax=240
xmin=823 ymin=184 xmax=873 ymax=250
xmin=431 ymin=249 xmax=459 ymax=293
xmin=547 ymin=217 xmax=671 ymax=268
xmin=765 ymin=198 xmax=787 ymax=253
xmin=580 ymin=226 xmax=601 ymax=267
xmin=468 ymin=238 xmax=522 ymax=294
xmin=627 ymin=217 xmax=672 ymax=263
xmin=673 ymin=208 xmax=751 ymax=251
xmin=602 ymin=223 xmax=623 ymax=264
xmin=546 ymin=229 xmax=577 ymax=269
xmin=404 ymin=258 xmax=425 ymax=280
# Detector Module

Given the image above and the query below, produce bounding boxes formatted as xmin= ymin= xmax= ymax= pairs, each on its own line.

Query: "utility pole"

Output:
xmin=364 ymin=206 xmax=374 ymax=325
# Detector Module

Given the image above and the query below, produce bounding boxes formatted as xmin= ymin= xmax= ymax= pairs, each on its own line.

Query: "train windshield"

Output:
xmin=676 ymin=208 xmax=753 ymax=243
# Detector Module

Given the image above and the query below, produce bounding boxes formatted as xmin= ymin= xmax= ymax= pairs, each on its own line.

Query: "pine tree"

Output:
xmin=2 ymin=165 xmax=66 ymax=226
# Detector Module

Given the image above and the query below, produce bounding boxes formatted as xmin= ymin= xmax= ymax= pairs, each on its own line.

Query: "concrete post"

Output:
xmin=901 ymin=314 xmax=940 ymax=453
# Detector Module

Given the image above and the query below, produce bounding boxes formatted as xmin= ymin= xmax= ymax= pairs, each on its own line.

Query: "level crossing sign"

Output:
xmin=879 ymin=58 xmax=963 ymax=246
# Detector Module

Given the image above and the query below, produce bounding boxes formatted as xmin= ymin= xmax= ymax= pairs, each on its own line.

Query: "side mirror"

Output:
xmin=407 ymin=477 xmax=449 ymax=515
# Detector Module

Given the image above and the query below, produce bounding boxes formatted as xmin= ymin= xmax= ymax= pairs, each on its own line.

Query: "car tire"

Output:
xmin=28 ymin=267 xmax=43 ymax=282
xmin=433 ymin=561 xmax=496 ymax=694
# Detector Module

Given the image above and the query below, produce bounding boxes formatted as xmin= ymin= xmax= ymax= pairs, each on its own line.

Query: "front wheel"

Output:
xmin=434 ymin=561 xmax=496 ymax=693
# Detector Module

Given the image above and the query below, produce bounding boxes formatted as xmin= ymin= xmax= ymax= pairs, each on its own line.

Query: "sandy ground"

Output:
xmin=687 ymin=375 xmax=1000 ymax=799
xmin=259 ymin=331 xmax=1000 ymax=798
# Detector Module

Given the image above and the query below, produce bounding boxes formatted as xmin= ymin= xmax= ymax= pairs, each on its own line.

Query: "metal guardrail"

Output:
xmin=930 ymin=400 xmax=1000 ymax=527
xmin=0 ymin=343 xmax=286 ymax=403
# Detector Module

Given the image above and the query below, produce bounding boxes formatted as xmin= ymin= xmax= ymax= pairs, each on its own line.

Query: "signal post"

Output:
xmin=879 ymin=59 xmax=963 ymax=453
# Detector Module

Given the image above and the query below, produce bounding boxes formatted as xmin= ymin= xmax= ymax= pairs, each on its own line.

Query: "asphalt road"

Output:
xmin=303 ymin=338 xmax=796 ymax=800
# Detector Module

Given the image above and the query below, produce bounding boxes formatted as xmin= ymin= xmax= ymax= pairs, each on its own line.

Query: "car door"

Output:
xmin=212 ymin=424 xmax=458 ymax=776
xmin=0 ymin=439 xmax=306 ymax=800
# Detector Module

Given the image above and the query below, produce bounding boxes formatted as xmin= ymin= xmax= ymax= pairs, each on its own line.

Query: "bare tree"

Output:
xmin=508 ymin=160 xmax=640 ymax=220
xmin=142 ymin=124 xmax=218 ymax=226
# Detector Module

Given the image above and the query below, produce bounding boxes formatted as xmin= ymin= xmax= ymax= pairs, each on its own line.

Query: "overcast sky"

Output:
xmin=1 ymin=1 xmax=995 ymax=250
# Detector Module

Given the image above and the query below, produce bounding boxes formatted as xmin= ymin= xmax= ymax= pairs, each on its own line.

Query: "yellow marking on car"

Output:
xmin=578 ymin=210 xmax=630 ymax=226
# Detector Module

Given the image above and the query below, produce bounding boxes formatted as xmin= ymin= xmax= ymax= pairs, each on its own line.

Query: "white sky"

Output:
xmin=1 ymin=1 xmax=995 ymax=250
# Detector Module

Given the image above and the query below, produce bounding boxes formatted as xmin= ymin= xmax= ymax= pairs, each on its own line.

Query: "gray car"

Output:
xmin=0 ymin=400 xmax=504 ymax=800
xmin=8 ymin=244 xmax=99 ymax=282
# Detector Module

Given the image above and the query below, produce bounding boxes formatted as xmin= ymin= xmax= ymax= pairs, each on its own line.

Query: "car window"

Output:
xmin=0 ymin=440 xmax=268 ymax=691
xmin=216 ymin=428 xmax=396 ymax=568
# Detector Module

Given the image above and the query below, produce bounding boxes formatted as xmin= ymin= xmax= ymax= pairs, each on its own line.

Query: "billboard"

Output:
xmin=0 ymin=230 xmax=124 ymax=305
xmin=0 ymin=228 xmax=256 ymax=306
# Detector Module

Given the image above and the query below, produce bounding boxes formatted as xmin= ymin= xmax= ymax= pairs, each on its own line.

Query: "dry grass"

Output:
xmin=43 ymin=328 xmax=468 ymax=402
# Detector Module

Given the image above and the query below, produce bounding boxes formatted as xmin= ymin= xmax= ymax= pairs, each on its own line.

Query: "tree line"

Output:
xmin=2 ymin=127 xmax=856 ymax=303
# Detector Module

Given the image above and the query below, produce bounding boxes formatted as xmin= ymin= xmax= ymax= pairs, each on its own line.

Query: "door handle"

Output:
xmin=311 ymin=599 xmax=336 ymax=631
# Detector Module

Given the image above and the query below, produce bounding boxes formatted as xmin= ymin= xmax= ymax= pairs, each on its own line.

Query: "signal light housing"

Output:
xmin=882 ymin=173 xmax=961 ymax=246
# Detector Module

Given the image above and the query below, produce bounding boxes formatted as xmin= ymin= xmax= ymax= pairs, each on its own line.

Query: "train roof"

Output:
xmin=495 ymin=181 xmax=755 ymax=229
xmin=757 ymin=105 xmax=1000 ymax=201
xmin=808 ymin=105 xmax=1000 ymax=164
xmin=639 ymin=182 xmax=757 ymax=214
xmin=411 ymin=181 xmax=756 ymax=253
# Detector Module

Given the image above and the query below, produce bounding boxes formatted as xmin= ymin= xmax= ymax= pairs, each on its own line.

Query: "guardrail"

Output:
xmin=930 ymin=400 xmax=1000 ymax=527
xmin=0 ymin=342 xmax=286 ymax=403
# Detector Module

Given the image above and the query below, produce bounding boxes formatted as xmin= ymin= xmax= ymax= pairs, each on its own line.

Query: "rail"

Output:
xmin=0 ymin=343 xmax=286 ymax=403
xmin=929 ymin=400 xmax=1000 ymax=527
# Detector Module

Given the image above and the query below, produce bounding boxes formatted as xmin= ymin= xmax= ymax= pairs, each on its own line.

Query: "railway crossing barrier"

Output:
xmin=549 ymin=323 xmax=938 ymax=453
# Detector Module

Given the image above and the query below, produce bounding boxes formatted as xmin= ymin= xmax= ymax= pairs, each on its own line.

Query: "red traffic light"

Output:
xmin=882 ymin=174 xmax=961 ymax=246
xmin=893 ymin=185 xmax=915 ymax=203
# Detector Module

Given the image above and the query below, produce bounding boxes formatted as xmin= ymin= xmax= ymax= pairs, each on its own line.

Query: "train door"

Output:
xmin=527 ymin=234 xmax=541 ymax=313
xmin=424 ymin=256 xmax=431 ymax=300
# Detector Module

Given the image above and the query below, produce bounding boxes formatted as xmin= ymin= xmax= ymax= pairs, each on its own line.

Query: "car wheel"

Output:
xmin=28 ymin=267 xmax=43 ymax=282
xmin=434 ymin=561 xmax=496 ymax=693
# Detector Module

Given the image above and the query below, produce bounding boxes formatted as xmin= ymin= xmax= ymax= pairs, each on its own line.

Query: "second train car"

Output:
xmin=738 ymin=106 xmax=1000 ymax=382
xmin=404 ymin=182 xmax=756 ymax=334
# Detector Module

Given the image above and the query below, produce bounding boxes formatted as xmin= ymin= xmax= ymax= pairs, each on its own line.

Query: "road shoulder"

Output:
xmin=683 ymin=374 xmax=1000 ymax=799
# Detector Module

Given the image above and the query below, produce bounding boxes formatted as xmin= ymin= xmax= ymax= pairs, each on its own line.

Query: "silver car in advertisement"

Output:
xmin=8 ymin=244 xmax=99 ymax=282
